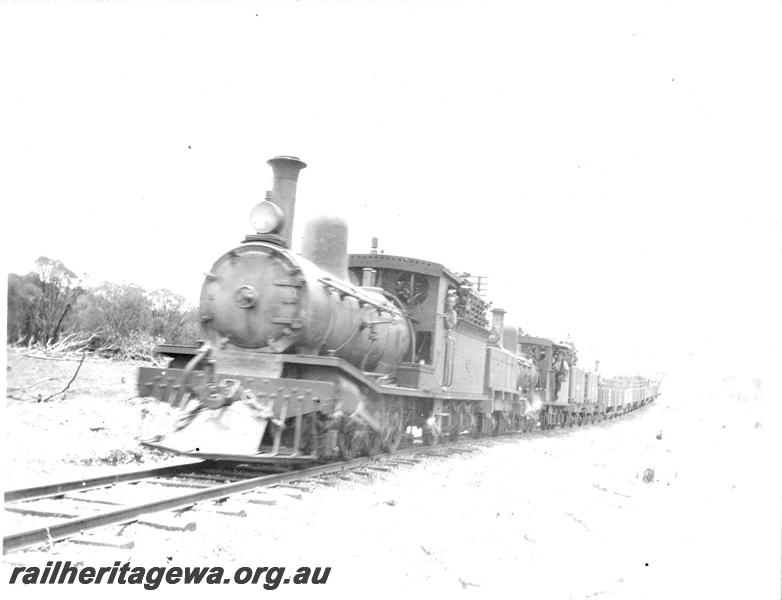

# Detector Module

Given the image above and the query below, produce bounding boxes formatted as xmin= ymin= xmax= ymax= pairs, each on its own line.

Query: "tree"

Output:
xmin=8 ymin=257 xmax=201 ymax=355
xmin=147 ymin=288 xmax=202 ymax=344
xmin=7 ymin=273 xmax=42 ymax=343
xmin=74 ymin=282 xmax=153 ymax=347
xmin=6 ymin=257 xmax=81 ymax=345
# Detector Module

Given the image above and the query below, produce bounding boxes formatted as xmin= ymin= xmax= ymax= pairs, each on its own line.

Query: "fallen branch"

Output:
xmin=18 ymin=353 xmax=84 ymax=362
xmin=6 ymin=377 xmax=62 ymax=401
xmin=131 ymin=352 xmax=164 ymax=366
xmin=7 ymin=376 xmax=60 ymax=392
xmin=46 ymin=333 xmax=95 ymax=354
xmin=40 ymin=352 xmax=87 ymax=402
xmin=24 ymin=376 xmax=60 ymax=388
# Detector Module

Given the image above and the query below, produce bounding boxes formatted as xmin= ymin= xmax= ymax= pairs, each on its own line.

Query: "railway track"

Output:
xmin=3 ymin=442 xmax=487 ymax=555
xmin=3 ymin=401 xmax=655 ymax=556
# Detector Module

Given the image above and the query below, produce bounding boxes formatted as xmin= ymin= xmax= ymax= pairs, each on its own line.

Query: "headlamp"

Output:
xmin=249 ymin=199 xmax=284 ymax=234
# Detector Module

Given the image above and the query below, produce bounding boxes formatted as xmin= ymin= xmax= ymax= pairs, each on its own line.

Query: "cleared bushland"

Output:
xmin=3 ymin=349 xmax=777 ymax=598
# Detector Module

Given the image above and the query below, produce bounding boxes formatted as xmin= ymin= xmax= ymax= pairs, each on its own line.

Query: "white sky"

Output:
xmin=2 ymin=1 xmax=781 ymax=380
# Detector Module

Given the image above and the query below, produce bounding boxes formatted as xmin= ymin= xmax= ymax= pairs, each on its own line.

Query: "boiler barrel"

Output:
xmin=199 ymin=242 xmax=411 ymax=374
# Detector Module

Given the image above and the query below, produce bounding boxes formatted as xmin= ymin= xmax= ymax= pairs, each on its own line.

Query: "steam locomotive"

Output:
xmin=138 ymin=156 xmax=660 ymax=463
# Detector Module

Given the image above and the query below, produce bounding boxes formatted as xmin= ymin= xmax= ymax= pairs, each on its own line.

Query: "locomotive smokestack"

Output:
xmin=267 ymin=156 xmax=307 ymax=247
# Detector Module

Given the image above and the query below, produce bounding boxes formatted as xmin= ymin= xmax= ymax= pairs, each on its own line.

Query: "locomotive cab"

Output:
xmin=348 ymin=254 xmax=490 ymax=394
xmin=518 ymin=335 xmax=574 ymax=405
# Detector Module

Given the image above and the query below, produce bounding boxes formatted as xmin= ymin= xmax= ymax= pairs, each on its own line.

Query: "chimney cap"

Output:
xmin=267 ymin=156 xmax=307 ymax=169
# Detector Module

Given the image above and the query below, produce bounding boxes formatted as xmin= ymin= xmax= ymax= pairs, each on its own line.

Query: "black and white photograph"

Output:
xmin=2 ymin=1 xmax=780 ymax=598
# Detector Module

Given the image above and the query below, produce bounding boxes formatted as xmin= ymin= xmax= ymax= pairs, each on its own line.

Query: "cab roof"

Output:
xmin=349 ymin=253 xmax=464 ymax=286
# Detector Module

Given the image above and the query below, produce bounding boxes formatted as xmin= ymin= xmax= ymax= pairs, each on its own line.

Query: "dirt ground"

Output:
xmin=4 ymin=349 xmax=174 ymax=485
xmin=2 ymin=348 xmax=779 ymax=599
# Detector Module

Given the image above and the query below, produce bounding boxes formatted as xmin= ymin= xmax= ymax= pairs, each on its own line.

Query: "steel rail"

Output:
xmin=4 ymin=460 xmax=208 ymax=503
xmin=3 ymin=401 xmax=657 ymax=554
xmin=3 ymin=456 xmax=375 ymax=554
